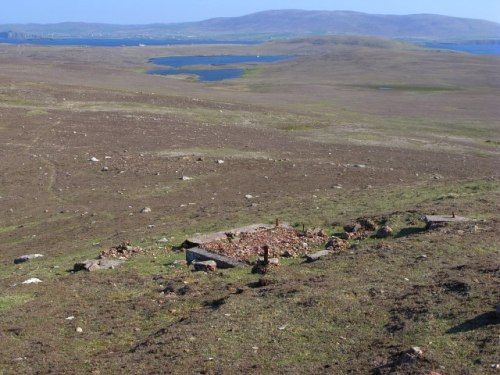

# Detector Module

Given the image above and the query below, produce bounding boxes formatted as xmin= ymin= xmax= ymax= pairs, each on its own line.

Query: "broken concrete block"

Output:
xmin=305 ymin=250 xmax=331 ymax=262
xmin=186 ymin=247 xmax=243 ymax=268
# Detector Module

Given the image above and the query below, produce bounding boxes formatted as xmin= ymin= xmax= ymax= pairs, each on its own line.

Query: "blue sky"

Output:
xmin=2 ymin=0 xmax=500 ymax=24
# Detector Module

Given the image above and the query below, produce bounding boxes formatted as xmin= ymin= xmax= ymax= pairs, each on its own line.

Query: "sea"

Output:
xmin=0 ymin=38 xmax=259 ymax=47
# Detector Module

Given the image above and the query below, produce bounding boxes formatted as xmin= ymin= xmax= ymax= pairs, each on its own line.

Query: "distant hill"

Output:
xmin=2 ymin=10 xmax=500 ymax=40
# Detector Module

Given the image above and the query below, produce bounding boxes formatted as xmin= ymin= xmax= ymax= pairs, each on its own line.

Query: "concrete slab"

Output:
xmin=186 ymin=247 xmax=244 ymax=268
xmin=425 ymin=214 xmax=469 ymax=229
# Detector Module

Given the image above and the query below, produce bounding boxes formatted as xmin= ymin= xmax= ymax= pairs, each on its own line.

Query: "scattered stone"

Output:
xmin=157 ymin=237 xmax=169 ymax=244
xmin=216 ymin=160 xmax=225 ymax=164
xmin=101 ymin=166 xmax=109 ymax=172
xmin=376 ymin=225 xmax=393 ymax=238
xmin=245 ymin=194 xmax=253 ymax=199
xmin=22 ymin=278 xmax=42 ymax=284
xmin=76 ymin=327 xmax=83 ymax=333
xmin=325 ymin=236 xmax=348 ymax=251
xmin=193 ymin=260 xmax=217 ymax=272
xmin=252 ymin=257 xmax=280 ymax=274
xmin=344 ymin=223 xmax=362 ymax=233
xmin=14 ymin=254 xmax=44 ymax=264
xmin=89 ymin=157 xmax=100 ymax=162
xmin=353 ymin=164 xmax=367 ymax=168
xmin=357 ymin=217 xmax=376 ymax=231
xmin=66 ymin=316 xmax=75 ymax=320
xmin=180 ymin=176 xmax=192 ymax=181
xmin=140 ymin=207 xmax=152 ymax=213
xmin=305 ymin=250 xmax=331 ymax=262
xmin=73 ymin=259 xmax=123 ymax=272
xmin=99 ymin=241 xmax=144 ymax=259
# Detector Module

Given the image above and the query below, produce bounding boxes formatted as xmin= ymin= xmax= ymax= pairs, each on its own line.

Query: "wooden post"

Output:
xmin=275 ymin=218 xmax=279 ymax=227
xmin=452 ymin=211 xmax=455 ymax=218
xmin=302 ymin=223 xmax=305 ymax=232
xmin=263 ymin=245 xmax=269 ymax=265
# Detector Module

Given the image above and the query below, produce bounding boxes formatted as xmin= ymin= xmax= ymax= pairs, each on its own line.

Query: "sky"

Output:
xmin=2 ymin=0 xmax=500 ymax=25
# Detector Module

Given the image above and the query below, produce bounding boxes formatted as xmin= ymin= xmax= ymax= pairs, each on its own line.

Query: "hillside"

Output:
xmin=2 ymin=10 xmax=500 ymax=40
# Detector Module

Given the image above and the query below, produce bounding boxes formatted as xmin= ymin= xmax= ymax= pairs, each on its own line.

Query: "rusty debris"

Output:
xmin=199 ymin=226 xmax=328 ymax=260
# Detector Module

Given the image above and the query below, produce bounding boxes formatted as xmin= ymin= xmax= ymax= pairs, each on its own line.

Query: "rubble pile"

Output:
xmin=99 ymin=241 xmax=144 ymax=259
xmin=200 ymin=226 xmax=328 ymax=260
xmin=340 ymin=216 xmax=378 ymax=240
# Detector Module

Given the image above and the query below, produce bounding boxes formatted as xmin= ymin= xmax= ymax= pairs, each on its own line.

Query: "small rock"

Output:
xmin=245 ymin=194 xmax=253 ymax=199
xmin=376 ymin=225 xmax=393 ymax=238
xmin=216 ymin=160 xmax=225 ymax=164
xmin=89 ymin=157 xmax=100 ymax=162
xmin=410 ymin=347 xmax=424 ymax=357
xmin=76 ymin=327 xmax=83 ymax=333
xmin=305 ymin=250 xmax=330 ymax=262
xmin=157 ymin=237 xmax=169 ymax=244
xmin=180 ymin=176 xmax=192 ymax=181
xmin=22 ymin=278 xmax=42 ymax=284
xmin=140 ymin=207 xmax=152 ymax=213
xmin=14 ymin=254 xmax=44 ymax=264
xmin=101 ymin=166 xmax=109 ymax=172
xmin=66 ymin=316 xmax=75 ymax=320
xmin=193 ymin=260 xmax=217 ymax=272
xmin=353 ymin=164 xmax=367 ymax=168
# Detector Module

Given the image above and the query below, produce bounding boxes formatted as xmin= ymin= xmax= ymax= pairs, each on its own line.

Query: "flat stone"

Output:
xmin=14 ymin=254 xmax=44 ymax=264
xmin=186 ymin=247 xmax=243 ymax=269
xmin=305 ymin=250 xmax=331 ymax=262
xmin=22 ymin=278 xmax=42 ymax=284
xmin=425 ymin=214 xmax=468 ymax=224
xmin=193 ymin=260 xmax=217 ymax=272
xmin=73 ymin=259 xmax=123 ymax=272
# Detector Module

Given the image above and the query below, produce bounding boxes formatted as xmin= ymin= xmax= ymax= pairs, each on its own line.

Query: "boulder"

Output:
xmin=376 ymin=225 xmax=393 ymax=238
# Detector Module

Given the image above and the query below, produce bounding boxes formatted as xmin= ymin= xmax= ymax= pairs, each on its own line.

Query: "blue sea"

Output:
xmin=0 ymin=38 xmax=259 ymax=47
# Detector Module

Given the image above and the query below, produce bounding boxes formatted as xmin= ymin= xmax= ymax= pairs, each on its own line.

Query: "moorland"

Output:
xmin=0 ymin=36 xmax=499 ymax=374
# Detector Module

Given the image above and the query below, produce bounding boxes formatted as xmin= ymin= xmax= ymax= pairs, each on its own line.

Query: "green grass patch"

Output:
xmin=0 ymin=294 xmax=33 ymax=312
